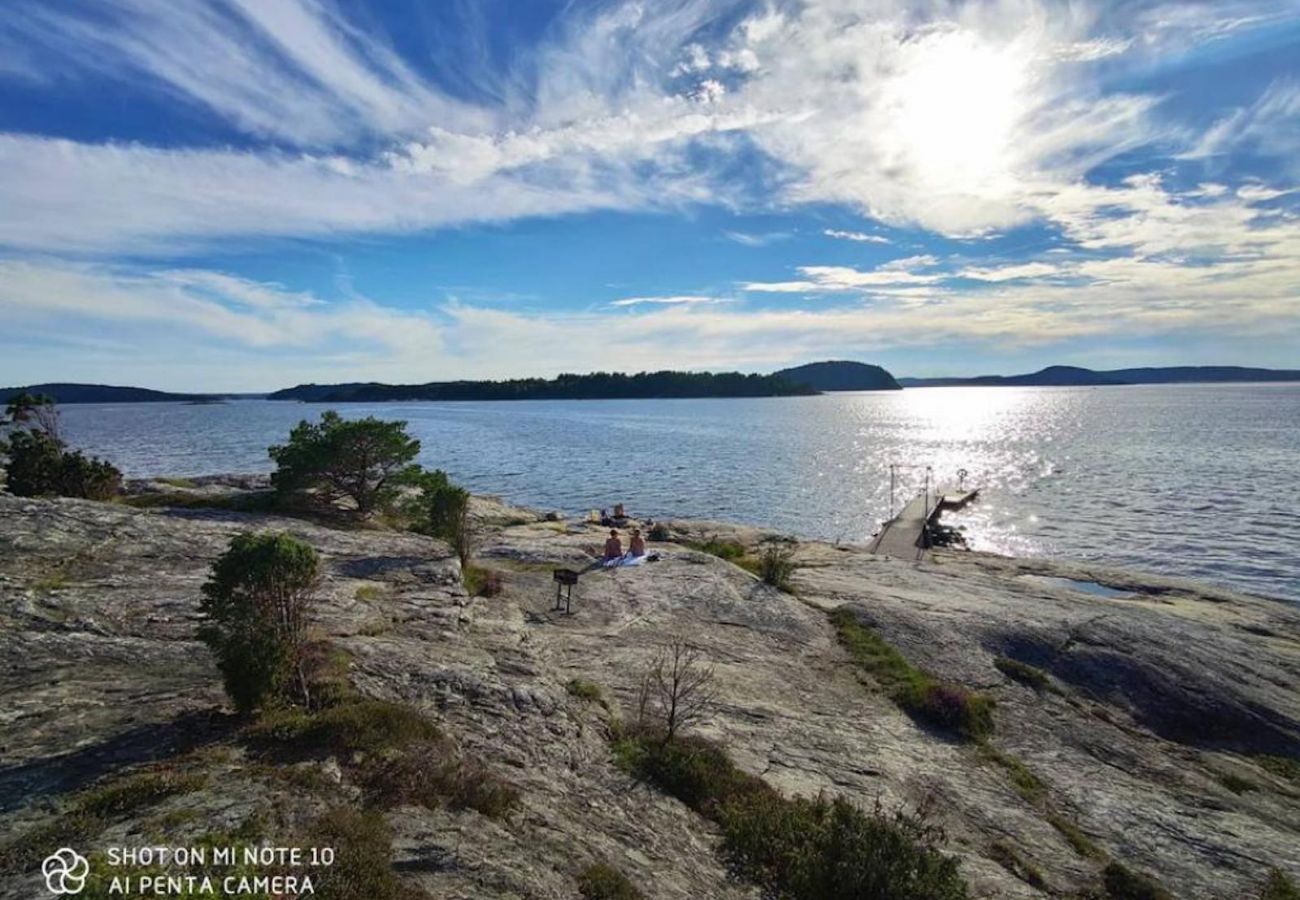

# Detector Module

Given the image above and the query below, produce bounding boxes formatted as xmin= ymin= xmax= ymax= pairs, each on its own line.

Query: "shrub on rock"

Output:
xmin=198 ymin=532 xmax=321 ymax=713
xmin=2 ymin=395 xmax=121 ymax=500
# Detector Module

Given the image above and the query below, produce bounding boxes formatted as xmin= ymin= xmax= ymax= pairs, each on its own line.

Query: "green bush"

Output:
xmin=0 ymin=812 xmax=102 ymax=876
xmin=567 ymin=678 xmax=603 ymax=703
xmin=577 ymin=863 xmax=644 ymax=899
xmin=245 ymin=699 xmax=440 ymax=758
xmin=411 ymin=469 xmax=474 ymax=566
xmin=463 ymin=564 xmax=502 ymax=597
xmin=832 ymin=608 xmax=994 ymax=740
xmin=0 ymin=768 xmax=206 ymax=876
xmin=3 ymin=430 xmax=122 ymax=500
xmin=1262 ymin=869 xmax=1300 ymax=900
xmin=993 ymin=656 xmax=1055 ymax=692
xmin=613 ymin=729 xmax=968 ymax=900
xmin=621 ymin=732 xmax=765 ymax=815
xmin=1046 ymin=812 xmax=1103 ymax=858
xmin=119 ymin=490 xmax=276 ymax=512
xmin=980 ymin=746 xmax=1047 ymax=805
xmin=198 ymin=532 xmax=321 ymax=713
xmin=1102 ymin=862 xmax=1172 ymax=900
xmin=307 ymin=807 xmax=406 ymax=900
xmin=755 ymin=540 xmax=796 ymax=590
xmin=687 ymin=537 xmax=746 ymax=560
xmin=988 ymin=840 xmax=1046 ymax=889
xmin=360 ymin=738 xmax=518 ymax=820
xmin=269 ymin=411 xmax=420 ymax=519
xmin=1258 ymin=755 xmax=1300 ymax=785
xmin=720 ymin=791 xmax=968 ymax=900
xmin=297 ymin=640 xmax=356 ymax=710
xmin=75 ymin=769 xmax=207 ymax=817
xmin=898 ymin=681 xmax=995 ymax=741
xmin=1218 ymin=772 xmax=1259 ymax=794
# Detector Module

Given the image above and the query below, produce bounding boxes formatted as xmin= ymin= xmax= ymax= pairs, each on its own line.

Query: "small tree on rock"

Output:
xmin=407 ymin=468 xmax=475 ymax=566
xmin=4 ymin=392 xmax=61 ymax=441
xmin=637 ymin=639 xmax=717 ymax=743
xmin=2 ymin=393 xmax=120 ymax=499
xmin=198 ymin=531 xmax=321 ymax=713
xmin=269 ymin=411 xmax=420 ymax=518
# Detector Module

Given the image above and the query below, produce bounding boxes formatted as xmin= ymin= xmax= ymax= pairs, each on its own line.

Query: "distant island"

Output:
xmin=7 ymin=364 xmax=1296 ymax=405
xmin=0 ymin=382 xmax=221 ymax=404
xmin=898 ymin=365 xmax=1300 ymax=388
xmin=772 ymin=360 xmax=902 ymax=391
xmin=268 ymin=370 xmax=820 ymax=403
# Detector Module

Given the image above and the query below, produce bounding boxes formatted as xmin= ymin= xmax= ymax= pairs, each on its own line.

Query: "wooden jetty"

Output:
xmin=868 ymin=486 xmax=979 ymax=560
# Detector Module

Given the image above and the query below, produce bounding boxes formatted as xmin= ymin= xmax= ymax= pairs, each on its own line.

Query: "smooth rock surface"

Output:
xmin=2 ymin=492 xmax=1298 ymax=899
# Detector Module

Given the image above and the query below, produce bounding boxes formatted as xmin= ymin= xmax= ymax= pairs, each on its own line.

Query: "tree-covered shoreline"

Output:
xmin=269 ymin=370 xmax=820 ymax=403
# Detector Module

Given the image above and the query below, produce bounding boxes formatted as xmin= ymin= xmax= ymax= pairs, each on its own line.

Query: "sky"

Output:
xmin=1 ymin=0 xmax=1298 ymax=391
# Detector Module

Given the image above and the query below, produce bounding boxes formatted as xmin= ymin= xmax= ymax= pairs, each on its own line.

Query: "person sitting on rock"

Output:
xmin=603 ymin=529 xmax=623 ymax=561
xmin=629 ymin=528 xmax=647 ymax=558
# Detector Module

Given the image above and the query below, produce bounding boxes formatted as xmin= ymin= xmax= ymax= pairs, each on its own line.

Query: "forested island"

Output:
xmin=898 ymin=365 xmax=1300 ymax=387
xmin=772 ymin=360 xmax=902 ymax=391
xmin=268 ymin=370 xmax=820 ymax=402
xmin=0 ymin=383 xmax=220 ymax=404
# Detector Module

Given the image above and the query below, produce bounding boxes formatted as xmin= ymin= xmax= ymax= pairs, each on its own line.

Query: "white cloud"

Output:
xmin=0 ymin=0 xmax=1292 ymax=257
xmin=3 ymin=241 xmax=1297 ymax=391
xmin=608 ymin=295 xmax=728 ymax=307
xmin=0 ymin=135 xmax=650 ymax=254
xmin=1185 ymin=80 xmax=1300 ymax=175
xmin=724 ymin=230 xmax=790 ymax=247
xmin=959 ymin=262 xmax=1062 ymax=281
xmin=745 ymin=258 xmax=944 ymax=292
xmin=0 ymin=0 xmax=1296 ymax=376
xmin=0 ymin=0 xmax=486 ymax=147
xmin=824 ymin=229 xmax=891 ymax=244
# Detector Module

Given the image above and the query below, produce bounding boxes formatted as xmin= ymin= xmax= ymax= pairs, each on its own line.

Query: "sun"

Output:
xmin=884 ymin=29 xmax=1027 ymax=192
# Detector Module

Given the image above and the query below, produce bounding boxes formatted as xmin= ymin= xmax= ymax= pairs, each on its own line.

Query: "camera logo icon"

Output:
xmin=43 ymin=848 xmax=89 ymax=895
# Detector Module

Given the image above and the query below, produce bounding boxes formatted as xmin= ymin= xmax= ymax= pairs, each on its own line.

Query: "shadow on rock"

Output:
xmin=0 ymin=708 xmax=237 ymax=813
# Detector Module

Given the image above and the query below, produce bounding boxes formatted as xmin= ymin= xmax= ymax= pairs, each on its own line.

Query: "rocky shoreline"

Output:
xmin=2 ymin=477 xmax=1299 ymax=898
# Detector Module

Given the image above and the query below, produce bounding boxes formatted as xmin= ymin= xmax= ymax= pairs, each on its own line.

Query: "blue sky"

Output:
xmin=1 ymin=0 xmax=1298 ymax=391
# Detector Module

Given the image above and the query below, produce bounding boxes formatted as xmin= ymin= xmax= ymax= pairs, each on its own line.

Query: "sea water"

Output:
xmin=54 ymin=382 xmax=1300 ymax=603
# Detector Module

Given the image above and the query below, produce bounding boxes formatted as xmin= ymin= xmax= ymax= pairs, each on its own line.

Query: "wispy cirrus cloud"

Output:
xmin=724 ymin=230 xmax=791 ymax=247
xmin=824 ymin=229 xmax=891 ymax=245
xmin=2 ymin=0 xmax=1281 ymax=254
xmin=0 ymin=0 xmax=1298 ymax=384
xmin=5 ymin=245 xmax=1296 ymax=391
xmin=608 ymin=295 xmax=731 ymax=307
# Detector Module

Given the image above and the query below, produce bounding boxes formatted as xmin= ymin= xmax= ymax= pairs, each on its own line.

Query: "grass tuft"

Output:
xmin=988 ymin=840 xmax=1046 ymax=890
xmin=75 ymin=769 xmax=207 ymax=817
xmin=307 ymin=807 xmax=416 ymax=900
xmin=359 ymin=739 xmax=519 ymax=820
xmin=567 ymin=678 xmax=604 ymax=703
xmin=0 ymin=768 xmax=206 ymax=876
xmin=463 ymin=564 xmax=503 ymax=597
xmin=1047 ymin=812 xmax=1104 ymax=859
xmin=1262 ymin=869 xmax=1300 ymax=900
xmin=1102 ymin=861 xmax=1173 ymax=899
xmin=994 ymin=656 xmax=1057 ymax=693
xmin=1258 ymin=755 xmax=1300 ymax=785
xmin=244 ymin=699 xmax=439 ymax=758
xmin=685 ymin=537 xmax=746 ymax=560
xmin=1218 ymin=772 xmax=1259 ymax=794
xmin=612 ymin=726 xmax=968 ymax=900
xmin=578 ymin=862 xmax=644 ymax=899
xmin=980 ymin=746 xmax=1047 ymax=806
xmin=832 ymin=607 xmax=994 ymax=740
